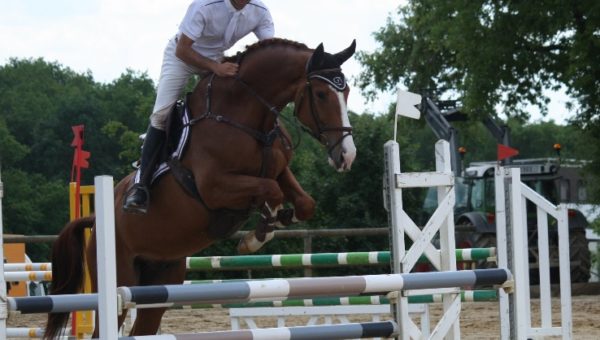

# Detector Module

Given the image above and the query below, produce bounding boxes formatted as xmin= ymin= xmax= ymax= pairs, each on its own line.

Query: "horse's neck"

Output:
xmin=235 ymin=53 xmax=307 ymax=127
xmin=190 ymin=47 xmax=309 ymax=131
xmin=214 ymin=68 xmax=303 ymax=131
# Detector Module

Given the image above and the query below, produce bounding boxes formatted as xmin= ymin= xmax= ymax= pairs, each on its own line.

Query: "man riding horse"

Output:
xmin=44 ymin=1 xmax=358 ymax=337
xmin=124 ymin=0 xmax=275 ymax=214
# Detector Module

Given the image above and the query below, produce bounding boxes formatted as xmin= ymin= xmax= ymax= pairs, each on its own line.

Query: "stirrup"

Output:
xmin=123 ymin=184 xmax=150 ymax=214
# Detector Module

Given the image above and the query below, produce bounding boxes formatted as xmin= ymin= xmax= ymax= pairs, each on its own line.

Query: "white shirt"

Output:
xmin=178 ymin=0 xmax=275 ymax=61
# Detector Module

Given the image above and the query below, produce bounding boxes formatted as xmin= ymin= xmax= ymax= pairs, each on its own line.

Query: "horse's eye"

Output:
xmin=316 ymin=91 xmax=327 ymax=100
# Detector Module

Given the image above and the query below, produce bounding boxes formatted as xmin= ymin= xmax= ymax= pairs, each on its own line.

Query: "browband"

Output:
xmin=308 ymin=69 xmax=347 ymax=91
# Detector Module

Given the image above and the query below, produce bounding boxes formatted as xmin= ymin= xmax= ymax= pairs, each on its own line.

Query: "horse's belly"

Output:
xmin=207 ymin=208 xmax=251 ymax=239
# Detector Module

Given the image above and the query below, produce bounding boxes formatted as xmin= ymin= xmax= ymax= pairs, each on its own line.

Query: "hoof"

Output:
xmin=237 ymin=230 xmax=274 ymax=254
xmin=274 ymin=208 xmax=298 ymax=228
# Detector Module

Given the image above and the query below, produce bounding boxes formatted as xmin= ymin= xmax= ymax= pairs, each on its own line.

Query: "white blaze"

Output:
xmin=333 ymin=87 xmax=356 ymax=170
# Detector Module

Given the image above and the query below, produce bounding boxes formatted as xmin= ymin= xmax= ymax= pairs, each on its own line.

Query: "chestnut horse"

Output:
xmin=44 ymin=38 xmax=357 ymax=338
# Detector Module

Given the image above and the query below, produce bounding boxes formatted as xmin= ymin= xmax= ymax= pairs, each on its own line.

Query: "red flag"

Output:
xmin=71 ymin=125 xmax=85 ymax=147
xmin=497 ymin=144 xmax=519 ymax=161
xmin=70 ymin=124 xmax=91 ymax=181
xmin=74 ymin=149 xmax=91 ymax=169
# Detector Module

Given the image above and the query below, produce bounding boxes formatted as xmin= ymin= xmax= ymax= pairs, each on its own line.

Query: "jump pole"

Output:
xmin=130 ymin=289 xmax=499 ymax=310
xmin=4 ymin=263 xmax=52 ymax=271
xmin=117 ymin=269 xmax=509 ymax=308
xmin=117 ymin=321 xmax=398 ymax=340
xmin=185 ymin=248 xmax=496 ymax=271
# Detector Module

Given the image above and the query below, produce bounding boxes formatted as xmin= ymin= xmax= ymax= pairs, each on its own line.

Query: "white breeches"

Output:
xmin=150 ymin=37 xmax=203 ymax=130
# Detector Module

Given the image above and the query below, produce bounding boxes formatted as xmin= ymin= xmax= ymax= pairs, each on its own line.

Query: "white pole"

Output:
xmin=435 ymin=139 xmax=459 ymax=340
xmin=384 ymin=141 xmax=409 ymax=340
xmin=494 ymin=166 xmax=510 ymax=340
xmin=557 ymin=204 xmax=573 ymax=339
xmin=94 ymin=176 xmax=118 ymax=339
xmin=508 ymin=168 xmax=530 ymax=339
xmin=0 ymin=167 xmax=7 ymax=338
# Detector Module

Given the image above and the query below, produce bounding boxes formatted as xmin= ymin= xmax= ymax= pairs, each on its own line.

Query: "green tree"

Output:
xmin=0 ymin=58 xmax=155 ymax=260
xmin=357 ymin=0 xmax=600 ymax=201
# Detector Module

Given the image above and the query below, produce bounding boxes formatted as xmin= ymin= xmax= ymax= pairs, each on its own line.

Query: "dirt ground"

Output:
xmin=6 ymin=294 xmax=599 ymax=339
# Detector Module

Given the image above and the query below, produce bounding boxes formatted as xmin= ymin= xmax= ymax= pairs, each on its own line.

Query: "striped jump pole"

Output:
xmin=6 ymin=327 xmax=71 ymax=339
xmin=4 ymin=263 xmax=52 ymax=272
xmin=186 ymin=248 xmax=496 ymax=271
xmin=4 ymin=271 xmax=52 ymax=282
xmin=134 ymin=289 xmax=498 ymax=310
xmin=7 ymin=293 xmax=98 ymax=314
xmin=118 ymin=321 xmax=398 ymax=340
xmin=6 ymin=327 xmax=44 ymax=338
xmin=118 ymin=268 xmax=510 ymax=308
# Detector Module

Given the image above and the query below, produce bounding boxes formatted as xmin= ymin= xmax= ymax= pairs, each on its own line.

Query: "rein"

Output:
xmin=187 ymin=73 xmax=290 ymax=178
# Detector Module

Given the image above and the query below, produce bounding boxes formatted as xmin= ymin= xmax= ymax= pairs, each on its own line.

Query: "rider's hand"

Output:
xmin=213 ymin=62 xmax=239 ymax=77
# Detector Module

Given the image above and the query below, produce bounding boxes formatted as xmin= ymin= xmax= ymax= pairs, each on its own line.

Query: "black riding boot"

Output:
xmin=123 ymin=126 xmax=166 ymax=214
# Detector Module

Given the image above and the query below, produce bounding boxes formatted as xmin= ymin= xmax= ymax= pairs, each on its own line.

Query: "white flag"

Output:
xmin=395 ymin=89 xmax=421 ymax=119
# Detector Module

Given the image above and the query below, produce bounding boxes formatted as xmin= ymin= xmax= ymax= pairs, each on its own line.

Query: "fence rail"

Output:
xmin=4 ymin=225 xmax=477 ymax=277
xmin=3 ymin=225 xmax=477 ymax=244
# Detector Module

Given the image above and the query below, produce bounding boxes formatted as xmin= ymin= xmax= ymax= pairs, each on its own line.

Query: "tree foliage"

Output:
xmin=356 ymin=0 xmax=600 ymax=205
xmin=357 ymin=0 xmax=599 ymax=119
xmin=0 ymin=58 xmax=153 ymax=260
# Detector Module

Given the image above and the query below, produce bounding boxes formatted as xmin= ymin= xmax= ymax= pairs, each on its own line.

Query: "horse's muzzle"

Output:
xmin=328 ymin=136 xmax=356 ymax=172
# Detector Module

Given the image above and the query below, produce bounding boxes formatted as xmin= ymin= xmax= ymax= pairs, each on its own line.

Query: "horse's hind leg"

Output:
xmin=129 ymin=258 xmax=186 ymax=336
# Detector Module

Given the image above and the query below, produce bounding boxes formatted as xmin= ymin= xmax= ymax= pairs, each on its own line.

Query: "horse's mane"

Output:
xmin=223 ymin=38 xmax=309 ymax=64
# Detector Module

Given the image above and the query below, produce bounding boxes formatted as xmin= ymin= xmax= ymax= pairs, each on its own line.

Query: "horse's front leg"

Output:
xmin=237 ymin=167 xmax=316 ymax=254
xmin=275 ymin=166 xmax=316 ymax=227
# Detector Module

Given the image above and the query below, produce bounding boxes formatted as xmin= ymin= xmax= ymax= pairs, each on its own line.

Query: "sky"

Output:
xmin=0 ymin=0 xmax=570 ymax=122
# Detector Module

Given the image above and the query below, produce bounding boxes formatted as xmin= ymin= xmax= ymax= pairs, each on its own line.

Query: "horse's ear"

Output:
xmin=307 ymin=43 xmax=325 ymax=72
xmin=333 ymin=39 xmax=356 ymax=66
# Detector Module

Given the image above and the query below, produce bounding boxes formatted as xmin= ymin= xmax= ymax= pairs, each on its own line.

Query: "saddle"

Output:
xmin=132 ymin=96 xmax=250 ymax=239
xmin=130 ymin=97 xmax=198 ymax=199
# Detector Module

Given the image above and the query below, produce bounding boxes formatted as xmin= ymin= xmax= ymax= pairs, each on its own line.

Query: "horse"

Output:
xmin=44 ymin=38 xmax=357 ymax=339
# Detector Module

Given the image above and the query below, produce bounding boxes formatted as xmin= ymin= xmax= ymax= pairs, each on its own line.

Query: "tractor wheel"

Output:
xmin=565 ymin=229 xmax=591 ymax=283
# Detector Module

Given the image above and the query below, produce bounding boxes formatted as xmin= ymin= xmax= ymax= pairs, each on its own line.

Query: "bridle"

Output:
xmin=294 ymin=68 xmax=354 ymax=156
xmin=188 ymin=67 xmax=352 ymax=173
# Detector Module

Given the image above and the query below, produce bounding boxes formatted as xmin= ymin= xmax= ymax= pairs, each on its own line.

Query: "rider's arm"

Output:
xmin=253 ymin=10 xmax=274 ymax=40
xmin=175 ymin=33 xmax=238 ymax=77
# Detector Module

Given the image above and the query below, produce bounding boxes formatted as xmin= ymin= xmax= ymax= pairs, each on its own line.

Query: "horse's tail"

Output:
xmin=43 ymin=215 xmax=95 ymax=340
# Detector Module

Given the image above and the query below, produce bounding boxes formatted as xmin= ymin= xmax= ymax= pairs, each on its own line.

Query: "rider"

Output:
xmin=123 ymin=0 xmax=275 ymax=214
